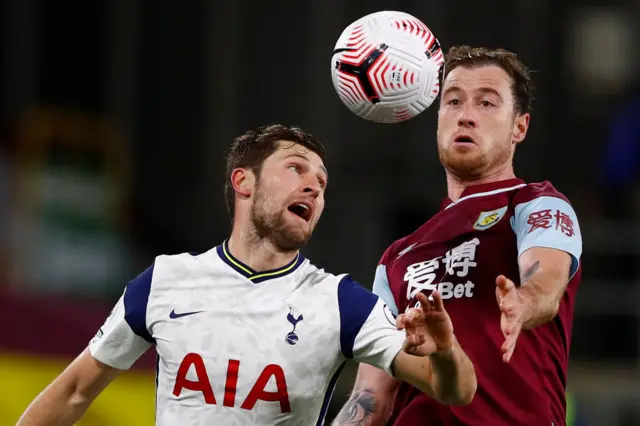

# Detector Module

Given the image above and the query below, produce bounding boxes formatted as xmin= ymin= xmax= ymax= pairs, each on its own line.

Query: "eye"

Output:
xmin=480 ymin=100 xmax=495 ymax=107
xmin=288 ymin=164 xmax=301 ymax=173
xmin=448 ymin=99 xmax=460 ymax=106
xmin=318 ymin=178 xmax=326 ymax=189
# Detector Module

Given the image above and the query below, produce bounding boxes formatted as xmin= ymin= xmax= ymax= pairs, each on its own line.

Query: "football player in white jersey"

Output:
xmin=18 ymin=124 xmax=477 ymax=426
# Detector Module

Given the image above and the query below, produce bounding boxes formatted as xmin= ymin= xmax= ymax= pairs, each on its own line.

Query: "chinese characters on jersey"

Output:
xmin=403 ymin=238 xmax=480 ymax=308
xmin=527 ymin=209 xmax=575 ymax=237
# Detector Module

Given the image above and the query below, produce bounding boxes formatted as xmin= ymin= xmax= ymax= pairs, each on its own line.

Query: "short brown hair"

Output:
xmin=443 ymin=45 xmax=535 ymax=114
xmin=224 ymin=124 xmax=327 ymax=217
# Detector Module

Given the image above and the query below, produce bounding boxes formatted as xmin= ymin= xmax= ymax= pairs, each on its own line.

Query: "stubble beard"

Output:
xmin=250 ymin=184 xmax=310 ymax=252
xmin=437 ymin=135 xmax=513 ymax=181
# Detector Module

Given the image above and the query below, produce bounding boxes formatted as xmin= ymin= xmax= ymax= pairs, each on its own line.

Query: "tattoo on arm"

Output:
xmin=520 ymin=260 xmax=540 ymax=284
xmin=333 ymin=388 xmax=376 ymax=426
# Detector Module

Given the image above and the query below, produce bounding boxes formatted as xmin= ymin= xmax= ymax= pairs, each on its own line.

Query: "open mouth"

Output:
xmin=287 ymin=203 xmax=312 ymax=222
xmin=454 ymin=135 xmax=475 ymax=144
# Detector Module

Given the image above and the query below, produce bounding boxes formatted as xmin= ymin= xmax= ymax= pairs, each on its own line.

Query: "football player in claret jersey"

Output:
xmin=18 ymin=125 xmax=477 ymax=426
xmin=335 ymin=46 xmax=583 ymax=426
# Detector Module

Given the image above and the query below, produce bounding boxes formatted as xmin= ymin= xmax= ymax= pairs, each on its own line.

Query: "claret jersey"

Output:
xmin=374 ymin=179 xmax=582 ymax=426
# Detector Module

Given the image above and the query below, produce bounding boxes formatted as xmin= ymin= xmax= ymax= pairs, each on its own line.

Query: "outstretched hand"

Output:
xmin=396 ymin=291 xmax=455 ymax=357
xmin=496 ymin=274 xmax=527 ymax=363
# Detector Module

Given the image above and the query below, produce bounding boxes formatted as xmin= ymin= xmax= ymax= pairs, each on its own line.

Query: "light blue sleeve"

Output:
xmin=372 ymin=264 xmax=399 ymax=315
xmin=511 ymin=196 xmax=582 ymax=278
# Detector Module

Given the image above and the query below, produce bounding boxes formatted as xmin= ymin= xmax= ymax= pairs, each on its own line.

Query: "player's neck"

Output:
xmin=446 ymin=166 xmax=516 ymax=202
xmin=227 ymin=230 xmax=299 ymax=272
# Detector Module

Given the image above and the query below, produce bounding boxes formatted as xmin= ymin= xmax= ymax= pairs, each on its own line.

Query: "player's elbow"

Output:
xmin=548 ymin=300 xmax=561 ymax=320
xmin=437 ymin=381 xmax=477 ymax=406
xmin=53 ymin=374 xmax=94 ymax=414
xmin=67 ymin=387 xmax=93 ymax=411
xmin=455 ymin=377 xmax=477 ymax=405
xmin=433 ymin=359 xmax=477 ymax=406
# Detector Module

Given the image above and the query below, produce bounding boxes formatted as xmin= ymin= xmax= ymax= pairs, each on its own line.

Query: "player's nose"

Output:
xmin=457 ymin=108 xmax=478 ymax=128
xmin=457 ymin=117 xmax=478 ymax=128
xmin=301 ymin=175 xmax=321 ymax=197
xmin=302 ymin=183 xmax=320 ymax=197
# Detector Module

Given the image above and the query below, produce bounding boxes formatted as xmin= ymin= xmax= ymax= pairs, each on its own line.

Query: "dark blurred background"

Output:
xmin=1 ymin=1 xmax=639 ymax=425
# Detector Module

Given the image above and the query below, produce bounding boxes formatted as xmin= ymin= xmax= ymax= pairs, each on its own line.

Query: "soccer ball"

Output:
xmin=331 ymin=11 xmax=444 ymax=123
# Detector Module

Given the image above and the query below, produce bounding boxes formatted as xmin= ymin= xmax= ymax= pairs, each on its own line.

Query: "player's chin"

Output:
xmin=449 ymin=141 xmax=480 ymax=153
xmin=443 ymin=156 xmax=486 ymax=179
xmin=280 ymin=220 xmax=313 ymax=248
xmin=446 ymin=143 xmax=482 ymax=159
xmin=277 ymin=231 xmax=311 ymax=251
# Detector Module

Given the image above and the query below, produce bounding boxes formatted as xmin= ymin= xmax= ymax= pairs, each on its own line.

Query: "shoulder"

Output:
xmin=379 ymin=235 xmax=413 ymax=266
xmin=510 ymin=181 xmax=579 ymax=225
xmin=155 ymin=251 xmax=206 ymax=272
xmin=296 ymin=259 xmax=376 ymax=300
xmin=513 ymin=181 xmax=572 ymax=206
xmin=293 ymin=259 xmax=349 ymax=290
xmin=138 ymin=251 xmax=205 ymax=293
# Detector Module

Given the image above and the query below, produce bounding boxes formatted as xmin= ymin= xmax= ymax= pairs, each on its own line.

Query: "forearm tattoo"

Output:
xmin=520 ymin=260 xmax=540 ymax=284
xmin=333 ymin=388 xmax=376 ymax=425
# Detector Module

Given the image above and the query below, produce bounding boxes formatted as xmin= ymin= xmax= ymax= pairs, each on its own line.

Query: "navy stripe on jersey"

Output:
xmin=123 ymin=264 xmax=155 ymax=343
xmin=338 ymin=275 xmax=379 ymax=358
xmin=216 ymin=239 xmax=306 ymax=283
xmin=315 ymin=362 xmax=346 ymax=426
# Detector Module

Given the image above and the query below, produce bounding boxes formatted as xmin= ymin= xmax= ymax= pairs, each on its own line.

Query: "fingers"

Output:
xmin=500 ymin=307 xmax=519 ymax=338
xmin=416 ymin=292 xmax=433 ymax=312
xmin=501 ymin=321 xmax=515 ymax=338
xmin=400 ymin=291 xmax=446 ymax=332
xmin=430 ymin=291 xmax=445 ymax=311
xmin=502 ymin=335 xmax=518 ymax=363
xmin=402 ymin=334 xmax=427 ymax=356
xmin=496 ymin=275 xmax=515 ymax=296
xmin=405 ymin=333 xmax=426 ymax=348
xmin=500 ymin=302 xmax=516 ymax=316
xmin=396 ymin=309 xmax=420 ymax=330
xmin=396 ymin=313 xmax=406 ymax=330
xmin=501 ymin=324 xmax=521 ymax=363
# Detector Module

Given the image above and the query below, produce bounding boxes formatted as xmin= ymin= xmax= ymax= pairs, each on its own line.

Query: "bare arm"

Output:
xmin=518 ymin=246 xmax=572 ymax=329
xmin=333 ymin=363 xmax=401 ymax=426
xmin=17 ymin=348 xmax=121 ymax=426
xmin=333 ymin=339 xmax=476 ymax=426
xmin=334 ymin=292 xmax=477 ymax=426
xmin=497 ymin=246 xmax=575 ymax=362
xmin=393 ymin=336 xmax=476 ymax=406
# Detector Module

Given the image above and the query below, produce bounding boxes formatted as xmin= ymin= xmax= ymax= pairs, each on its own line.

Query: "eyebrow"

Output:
xmin=284 ymin=153 xmax=329 ymax=178
xmin=442 ymin=86 xmax=502 ymax=99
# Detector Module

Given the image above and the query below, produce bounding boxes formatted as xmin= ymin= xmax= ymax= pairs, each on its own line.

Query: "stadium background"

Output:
xmin=0 ymin=1 xmax=638 ymax=425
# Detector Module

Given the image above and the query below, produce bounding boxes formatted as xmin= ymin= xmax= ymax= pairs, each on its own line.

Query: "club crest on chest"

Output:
xmin=473 ymin=206 xmax=508 ymax=231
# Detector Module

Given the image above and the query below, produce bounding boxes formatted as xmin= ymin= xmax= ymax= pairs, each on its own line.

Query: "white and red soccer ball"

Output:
xmin=331 ymin=11 xmax=444 ymax=123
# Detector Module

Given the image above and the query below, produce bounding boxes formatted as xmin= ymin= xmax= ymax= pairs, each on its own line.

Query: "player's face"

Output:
xmin=437 ymin=65 xmax=529 ymax=180
xmin=250 ymin=142 xmax=327 ymax=251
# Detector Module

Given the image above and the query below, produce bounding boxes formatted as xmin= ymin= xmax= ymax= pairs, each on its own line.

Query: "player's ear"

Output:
xmin=231 ymin=168 xmax=254 ymax=199
xmin=512 ymin=112 xmax=530 ymax=144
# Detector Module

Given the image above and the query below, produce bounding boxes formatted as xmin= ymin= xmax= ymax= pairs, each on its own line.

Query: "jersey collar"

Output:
xmin=440 ymin=178 xmax=526 ymax=211
xmin=216 ymin=239 xmax=306 ymax=283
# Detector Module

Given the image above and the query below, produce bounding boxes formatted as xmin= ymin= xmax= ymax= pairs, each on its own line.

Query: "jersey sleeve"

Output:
xmin=338 ymin=275 xmax=405 ymax=376
xmin=88 ymin=264 xmax=155 ymax=369
xmin=372 ymin=264 xmax=399 ymax=316
xmin=371 ymin=245 xmax=400 ymax=316
xmin=511 ymin=195 xmax=583 ymax=278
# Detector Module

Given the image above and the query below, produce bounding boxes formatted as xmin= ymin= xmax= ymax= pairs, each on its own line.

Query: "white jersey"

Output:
xmin=89 ymin=240 xmax=406 ymax=425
